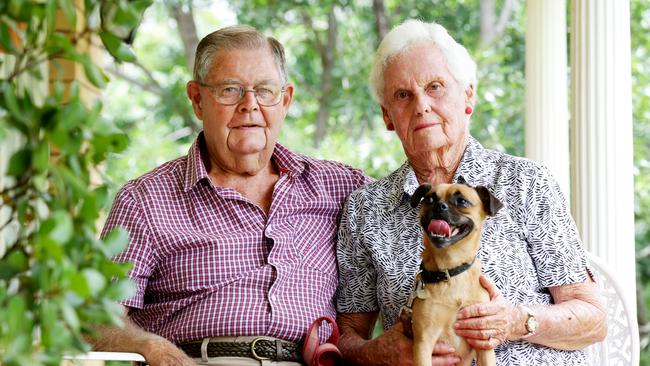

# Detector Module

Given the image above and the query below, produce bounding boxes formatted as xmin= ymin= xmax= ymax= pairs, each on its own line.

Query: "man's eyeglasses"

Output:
xmin=198 ymin=82 xmax=286 ymax=106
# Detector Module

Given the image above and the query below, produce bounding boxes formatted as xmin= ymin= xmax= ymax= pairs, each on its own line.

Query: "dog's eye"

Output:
xmin=456 ymin=197 xmax=471 ymax=207
xmin=426 ymin=196 xmax=435 ymax=204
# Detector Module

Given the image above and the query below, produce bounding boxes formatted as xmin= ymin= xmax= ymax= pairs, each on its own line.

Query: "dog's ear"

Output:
xmin=410 ymin=184 xmax=432 ymax=208
xmin=475 ymin=186 xmax=503 ymax=216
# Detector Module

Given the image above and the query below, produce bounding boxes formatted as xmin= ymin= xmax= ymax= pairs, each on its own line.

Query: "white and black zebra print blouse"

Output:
xmin=336 ymin=136 xmax=590 ymax=365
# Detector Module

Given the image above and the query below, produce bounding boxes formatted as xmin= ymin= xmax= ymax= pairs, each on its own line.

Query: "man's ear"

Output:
xmin=187 ymin=81 xmax=203 ymax=120
xmin=282 ymin=83 xmax=294 ymax=109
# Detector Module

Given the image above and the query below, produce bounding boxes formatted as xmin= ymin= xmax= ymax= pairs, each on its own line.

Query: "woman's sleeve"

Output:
xmin=525 ymin=165 xmax=588 ymax=287
xmin=335 ymin=190 xmax=379 ymax=313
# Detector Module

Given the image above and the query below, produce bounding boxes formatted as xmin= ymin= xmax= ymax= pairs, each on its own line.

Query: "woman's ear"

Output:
xmin=465 ymin=84 xmax=475 ymax=105
xmin=381 ymin=106 xmax=394 ymax=131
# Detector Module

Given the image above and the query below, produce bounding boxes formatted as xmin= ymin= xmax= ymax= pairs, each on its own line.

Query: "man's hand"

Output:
xmin=141 ymin=338 xmax=196 ymax=366
xmin=453 ymin=275 xmax=517 ymax=350
xmin=88 ymin=307 xmax=196 ymax=366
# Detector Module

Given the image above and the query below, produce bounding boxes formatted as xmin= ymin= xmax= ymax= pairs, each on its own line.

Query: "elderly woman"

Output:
xmin=335 ymin=19 xmax=607 ymax=366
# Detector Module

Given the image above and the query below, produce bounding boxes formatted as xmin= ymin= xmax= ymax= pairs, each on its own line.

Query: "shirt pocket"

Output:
xmin=282 ymin=200 xmax=340 ymax=275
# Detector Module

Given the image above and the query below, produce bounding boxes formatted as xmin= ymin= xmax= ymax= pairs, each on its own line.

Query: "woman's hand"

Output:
xmin=338 ymin=312 xmax=461 ymax=366
xmin=453 ymin=275 xmax=522 ymax=349
xmin=374 ymin=322 xmax=460 ymax=366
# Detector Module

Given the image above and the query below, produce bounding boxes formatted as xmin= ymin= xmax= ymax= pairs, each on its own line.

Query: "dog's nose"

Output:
xmin=435 ymin=202 xmax=449 ymax=212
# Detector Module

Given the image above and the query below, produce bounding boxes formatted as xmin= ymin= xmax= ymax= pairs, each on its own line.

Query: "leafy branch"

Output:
xmin=0 ymin=1 xmax=152 ymax=365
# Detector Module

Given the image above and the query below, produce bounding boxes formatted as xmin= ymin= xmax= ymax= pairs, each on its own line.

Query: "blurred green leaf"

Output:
xmin=33 ymin=141 xmax=50 ymax=173
xmin=7 ymin=0 xmax=23 ymax=19
xmin=99 ymin=260 xmax=132 ymax=279
xmin=100 ymin=31 xmax=136 ymax=62
xmin=0 ymin=250 xmax=27 ymax=280
xmin=44 ymin=211 xmax=74 ymax=245
xmin=7 ymin=147 xmax=31 ymax=176
xmin=7 ymin=295 xmax=28 ymax=339
xmin=0 ymin=19 xmax=17 ymax=53
xmin=83 ymin=269 xmax=107 ymax=296
xmin=39 ymin=300 xmax=58 ymax=347
xmin=102 ymin=227 xmax=129 ymax=258
xmin=105 ymin=278 xmax=136 ymax=302
xmin=60 ymin=300 xmax=80 ymax=331
xmin=45 ymin=32 xmax=75 ymax=55
xmin=69 ymin=272 xmax=90 ymax=298
xmin=58 ymin=165 xmax=89 ymax=196
xmin=2 ymin=82 xmax=22 ymax=119
xmin=82 ymin=58 xmax=109 ymax=88
xmin=45 ymin=0 xmax=57 ymax=33
xmin=0 ymin=122 xmax=7 ymax=140
xmin=57 ymin=0 xmax=76 ymax=26
xmin=59 ymin=98 xmax=87 ymax=130
xmin=39 ymin=236 xmax=65 ymax=262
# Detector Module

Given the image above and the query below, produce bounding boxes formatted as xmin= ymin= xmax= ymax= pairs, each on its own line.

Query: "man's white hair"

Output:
xmin=369 ymin=19 xmax=477 ymax=104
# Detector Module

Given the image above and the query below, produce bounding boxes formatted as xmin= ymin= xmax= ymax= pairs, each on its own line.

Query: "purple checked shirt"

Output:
xmin=101 ymin=133 xmax=371 ymax=344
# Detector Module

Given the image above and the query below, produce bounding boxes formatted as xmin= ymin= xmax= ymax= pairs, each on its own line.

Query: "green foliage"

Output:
xmin=0 ymin=0 xmax=150 ymax=364
xmin=632 ymin=0 xmax=650 ymax=358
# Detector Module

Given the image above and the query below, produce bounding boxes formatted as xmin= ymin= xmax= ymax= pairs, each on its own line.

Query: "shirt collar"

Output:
xmin=270 ymin=142 xmax=308 ymax=178
xmin=183 ymin=132 xmax=210 ymax=192
xmin=385 ymin=135 xmax=485 ymax=210
xmin=453 ymin=135 xmax=487 ymax=186
xmin=183 ymin=132 xmax=306 ymax=191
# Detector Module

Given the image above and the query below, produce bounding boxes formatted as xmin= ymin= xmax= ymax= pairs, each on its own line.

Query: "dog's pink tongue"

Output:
xmin=427 ymin=219 xmax=451 ymax=237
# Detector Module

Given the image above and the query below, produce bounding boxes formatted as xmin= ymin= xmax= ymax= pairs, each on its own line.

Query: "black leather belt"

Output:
xmin=179 ymin=338 xmax=301 ymax=362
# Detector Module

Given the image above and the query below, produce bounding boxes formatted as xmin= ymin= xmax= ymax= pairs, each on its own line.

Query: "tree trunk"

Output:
xmin=372 ymin=0 xmax=388 ymax=44
xmin=480 ymin=0 xmax=515 ymax=47
xmin=171 ymin=4 xmax=199 ymax=74
xmin=480 ymin=0 xmax=497 ymax=46
xmin=313 ymin=8 xmax=338 ymax=148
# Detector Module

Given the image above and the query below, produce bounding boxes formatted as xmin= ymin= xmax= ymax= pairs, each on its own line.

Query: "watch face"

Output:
xmin=527 ymin=315 xmax=539 ymax=333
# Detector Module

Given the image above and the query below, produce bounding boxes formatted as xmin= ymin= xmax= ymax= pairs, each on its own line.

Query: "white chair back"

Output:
xmin=584 ymin=252 xmax=640 ymax=366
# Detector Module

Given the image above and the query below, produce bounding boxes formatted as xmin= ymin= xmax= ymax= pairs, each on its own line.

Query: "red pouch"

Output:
xmin=302 ymin=316 xmax=342 ymax=366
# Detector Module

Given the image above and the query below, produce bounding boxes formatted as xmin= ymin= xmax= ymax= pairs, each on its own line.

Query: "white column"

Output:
xmin=570 ymin=0 xmax=636 ymax=306
xmin=525 ymin=0 xmax=570 ymax=198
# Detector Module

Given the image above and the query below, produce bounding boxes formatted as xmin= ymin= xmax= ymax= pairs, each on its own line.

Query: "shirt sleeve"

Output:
xmin=524 ymin=165 xmax=588 ymax=287
xmin=335 ymin=190 xmax=379 ymax=313
xmin=101 ymin=183 xmax=155 ymax=308
xmin=355 ymin=168 xmax=376 ymax=187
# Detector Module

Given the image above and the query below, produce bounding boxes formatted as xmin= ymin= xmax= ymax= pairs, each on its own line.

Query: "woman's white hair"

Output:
xmin=369 ymin=19 xmax=477 ymax=104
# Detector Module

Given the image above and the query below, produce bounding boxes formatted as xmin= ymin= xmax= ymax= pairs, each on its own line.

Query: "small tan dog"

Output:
xmin=407 ymin=181 xmax=502 ymax=366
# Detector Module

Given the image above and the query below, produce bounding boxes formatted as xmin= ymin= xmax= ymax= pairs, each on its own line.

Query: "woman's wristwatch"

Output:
xmin=520 ymin=305 xmax=539 ymax=338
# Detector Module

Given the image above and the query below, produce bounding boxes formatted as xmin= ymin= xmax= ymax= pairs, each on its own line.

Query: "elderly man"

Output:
xmin=92 ymin=25 xmax=370 ymax=366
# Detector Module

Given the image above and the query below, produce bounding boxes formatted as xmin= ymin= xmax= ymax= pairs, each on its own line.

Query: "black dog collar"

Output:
xmin=419 ymin=257 xmax=476 ymax=283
